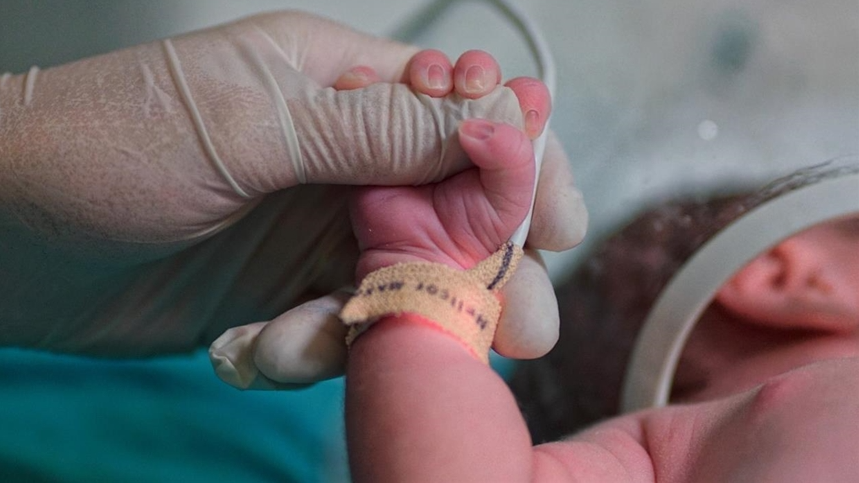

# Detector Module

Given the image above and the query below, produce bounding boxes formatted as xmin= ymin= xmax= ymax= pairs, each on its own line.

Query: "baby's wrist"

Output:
xmin=355 ymin=248 xmax=471 ymax=282
xmin=369 ymin=313 xmax=489 ymax=361
xmin=341 ymin=242 xmax=523 ymax=364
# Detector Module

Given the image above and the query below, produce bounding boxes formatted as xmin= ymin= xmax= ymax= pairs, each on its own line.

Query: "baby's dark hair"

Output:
xmin=509 ymin=157 xmax=859 ymax=443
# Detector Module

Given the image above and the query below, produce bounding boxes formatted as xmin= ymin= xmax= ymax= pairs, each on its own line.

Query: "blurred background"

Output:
xmin=1 ymin=0 xmax=857 ymax=481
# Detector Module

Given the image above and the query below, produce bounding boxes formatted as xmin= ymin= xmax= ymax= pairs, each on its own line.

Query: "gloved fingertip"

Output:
xmin=530 ymin=186 xmax=589 ymax=251
xmin=528 ymin=132 xmax=589 ymax=251
xmin=493 ymin=252 xmax=560 ymax=359
xmin=210 ymin=351 xmax=254 ymax=390
xmin=565 ymin=189 xmax=589 ymax=247
xmin=494 ymin=303 xmax=559 ymax=359
xmin=208 ymin=323 xmax=266 ymax=390
xmin=254 ymin=292 xmax=351 ymax=384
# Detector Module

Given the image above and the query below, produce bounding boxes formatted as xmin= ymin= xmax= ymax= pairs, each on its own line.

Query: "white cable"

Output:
xmin=391 ymin=0 xmax=557 ymax=246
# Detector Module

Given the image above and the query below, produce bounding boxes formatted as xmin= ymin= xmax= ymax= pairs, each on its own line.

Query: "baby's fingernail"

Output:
xmin=465 ymin=65 xmax=486 ymax=93
xmin=335 ymin=67 xmax=376 ymax=90
xmin=460 ymin=119 xmax=495 ymax=141
xmin=425 ymin=63 xmax=448 ymax=89
xmin=346 ymin=68 xmax=368 ymax=81
xmin=525 ymin=110 xmax=541 ymax=137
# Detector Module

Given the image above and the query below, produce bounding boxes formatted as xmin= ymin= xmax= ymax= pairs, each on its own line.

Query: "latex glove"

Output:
xmin=0 ymin=12 xmax=587 ymax=385
xmin=0 ymin=12 xmax=522 ymax=246
xmin=209 ymin=135 xmax=585 ymax=389
xmin=209 ymin=54 xmax=587 ymax=389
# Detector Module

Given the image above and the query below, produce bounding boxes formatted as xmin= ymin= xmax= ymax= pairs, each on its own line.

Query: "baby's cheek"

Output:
xmin=689 ymin=360 xmax=859 ymax=481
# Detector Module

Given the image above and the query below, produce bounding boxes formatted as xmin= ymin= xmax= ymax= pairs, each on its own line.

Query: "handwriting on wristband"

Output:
xmin=341 ymin=244 xmax=523 ymax=364
xmin=353 ymin=280 xmax=492 ymax=330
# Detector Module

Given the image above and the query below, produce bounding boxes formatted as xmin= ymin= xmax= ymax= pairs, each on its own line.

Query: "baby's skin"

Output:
xmin=343 ymin=51 xmax=859 ymax=482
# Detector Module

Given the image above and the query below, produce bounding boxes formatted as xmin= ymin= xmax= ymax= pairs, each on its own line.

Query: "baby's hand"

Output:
xmin=350 ymin=118 xmax=538 ymax=277
xmin=209 ymin=50 xmax=560 ymax=390
xmin=344 ymin=50 xmax=550 ymax=276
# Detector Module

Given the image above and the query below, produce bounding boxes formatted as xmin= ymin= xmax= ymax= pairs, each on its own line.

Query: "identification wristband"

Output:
xmin=340 ymin=242 xmax=523 ymax=364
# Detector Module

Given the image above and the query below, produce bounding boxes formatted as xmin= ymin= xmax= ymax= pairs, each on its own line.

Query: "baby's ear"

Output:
xmin=716 ymin=234 xmax=859 ymax=333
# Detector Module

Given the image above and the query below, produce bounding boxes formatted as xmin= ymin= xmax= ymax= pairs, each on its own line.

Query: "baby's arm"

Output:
xmin=346 ymin=315 xmax=533 ymax=481
xmin=343 ymin=118 xmax=655 ymax=482
xmin=346 ymin=315 xmax=658 ymax=482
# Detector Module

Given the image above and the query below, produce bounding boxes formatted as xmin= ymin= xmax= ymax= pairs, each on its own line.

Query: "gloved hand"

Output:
xmin=0 ymin=11 xmax=587 ymax=387
xmin=208 ymin=49 xmax=587 ymax=389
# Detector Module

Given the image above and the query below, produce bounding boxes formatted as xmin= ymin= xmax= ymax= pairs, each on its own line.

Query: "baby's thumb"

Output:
xmin=289 ymin=84 xmax=524 ymax=186
xmin=457 ymin=120 xmax=537 ymax=231
xmin=208 ymin=291 xmax=350 ymax=390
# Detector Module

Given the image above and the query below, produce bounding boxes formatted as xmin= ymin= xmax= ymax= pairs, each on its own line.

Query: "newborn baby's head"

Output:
xmin=510 ymin=158 xmax=859 ymax=442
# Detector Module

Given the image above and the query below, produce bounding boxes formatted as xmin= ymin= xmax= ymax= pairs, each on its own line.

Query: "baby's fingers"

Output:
xmin=505 ymin=77 xmax=551 ymax=139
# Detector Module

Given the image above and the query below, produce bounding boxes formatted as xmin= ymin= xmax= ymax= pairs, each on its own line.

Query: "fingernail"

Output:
xmin=460 ymin=119 xmax=495 ymax=141
xmin=525 ymin=110 xmax=541 ymax=137
xmin=465 ymin=65 xmax=486 ymax=93
xmin=426 ymin=63 xmax=447 ymax=89
xmin=345 ymin=68 xmax=369 ymax=81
